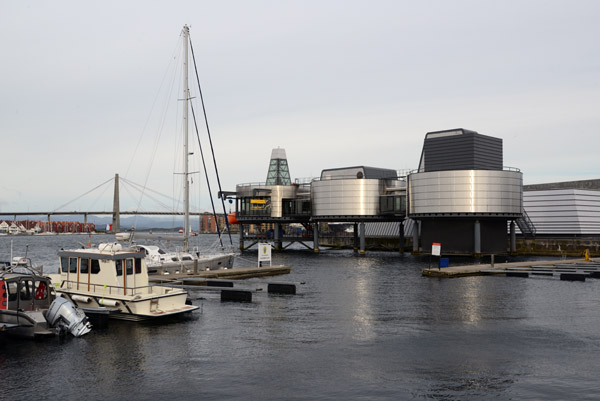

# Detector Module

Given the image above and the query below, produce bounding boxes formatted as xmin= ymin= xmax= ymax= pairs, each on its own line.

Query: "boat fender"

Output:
xmin=99 ymin=299 xmax=120 ymax=307
xmin=71 ymin=294 xmax=92 ymax=303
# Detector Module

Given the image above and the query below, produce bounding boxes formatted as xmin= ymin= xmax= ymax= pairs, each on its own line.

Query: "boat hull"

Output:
xmin=0 ymin=310 xmax=55 ymax=338
xmin=56 ymin=290 xmax=198 ymax=321
xmin=147 ymin=253 xmax=235 ymax=276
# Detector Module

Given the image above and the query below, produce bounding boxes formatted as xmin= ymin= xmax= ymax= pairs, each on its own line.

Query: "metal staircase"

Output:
xmin=516 ymin=209 xmax=536 ymax=237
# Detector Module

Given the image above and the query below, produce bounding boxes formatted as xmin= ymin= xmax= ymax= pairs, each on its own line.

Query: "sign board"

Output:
xmin=258 ymin=242 xmax=272 ymax=266
xmin=431 ymin=242 xmax=441 ymax=256
xmin=250 ymin=199 xmax=266 ymax=204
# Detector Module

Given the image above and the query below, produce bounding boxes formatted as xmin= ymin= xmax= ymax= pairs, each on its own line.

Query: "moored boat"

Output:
xmin=115 ymin=24 xmax=236 ymax=275
xmin=1 ymin=263 xmax=91 ymax=338
xmin=47 ymin=243 xmax=198 ymax=321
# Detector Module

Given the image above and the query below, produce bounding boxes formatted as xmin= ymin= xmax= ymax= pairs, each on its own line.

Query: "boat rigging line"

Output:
xmin=188 ymin=36 xmax=234 ymax=247
xmin=189 ymin=100 xmax=225 ymax=249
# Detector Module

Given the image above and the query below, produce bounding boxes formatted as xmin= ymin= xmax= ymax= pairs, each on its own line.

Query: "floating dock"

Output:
xmin=149 ymin=265 xmax=291 ymax=283
xmin=422 ymin=258 xmax=600 ymax=278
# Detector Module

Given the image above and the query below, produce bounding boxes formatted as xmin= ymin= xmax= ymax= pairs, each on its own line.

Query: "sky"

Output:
xmin=1 ymin=0 xmax=599 ymax=215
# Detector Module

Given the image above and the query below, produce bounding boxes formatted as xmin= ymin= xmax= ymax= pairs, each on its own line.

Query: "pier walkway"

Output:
xmin=422 ymin=258 xmax=600 ymax=278
xmin=148 ymin=265 xmax=291 ymax=283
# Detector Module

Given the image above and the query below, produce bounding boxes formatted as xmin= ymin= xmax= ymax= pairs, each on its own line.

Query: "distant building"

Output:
xmin=523 ymin=179 xmax=600 ymax=235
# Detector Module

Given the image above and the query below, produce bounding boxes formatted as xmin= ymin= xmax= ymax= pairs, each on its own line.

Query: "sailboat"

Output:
xmin=117 ymin=25 xmax=236 ymax=276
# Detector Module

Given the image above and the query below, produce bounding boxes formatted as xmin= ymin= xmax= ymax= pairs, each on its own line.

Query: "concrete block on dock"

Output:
xmin=221 ymin=289 xmax=252 ymax=302
xmin=507 ymin=272 xmax=529 ymax=278
xmin=267 ymin=283 xmax=296 ymax=295
xmin=560 ymin=273 xmax=586 ymax=282
xmin=207 ymin=280 xmax=234 ymax=288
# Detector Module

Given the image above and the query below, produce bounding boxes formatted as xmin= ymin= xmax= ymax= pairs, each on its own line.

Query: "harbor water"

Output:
xmin=2 ymin=234 xmax=600 ymax=400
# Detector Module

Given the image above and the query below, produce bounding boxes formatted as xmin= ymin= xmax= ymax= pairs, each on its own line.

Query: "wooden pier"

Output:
xmin=422 ymin=258 xmax=600 ymax=278
xmin=149 ymin=265 xmax=291 ymax=283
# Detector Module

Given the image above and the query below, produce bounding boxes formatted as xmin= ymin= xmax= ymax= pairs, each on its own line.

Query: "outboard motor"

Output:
xmin=46 ymin=297 xmax=92 ymax=337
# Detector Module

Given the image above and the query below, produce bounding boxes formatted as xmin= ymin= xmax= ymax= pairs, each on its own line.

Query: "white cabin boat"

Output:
xmin=48 ymin=243 xmax=198 ymax=321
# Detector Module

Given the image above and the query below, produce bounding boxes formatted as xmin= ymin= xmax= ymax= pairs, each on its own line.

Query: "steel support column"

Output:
xmin=239 ymin=224 xmax=245 ymax=251
xmin=510 ymin=220 xmax=516 ymax=253
xmin=274 ymin=223 xmax=282 ymax=251
xmin=359 ymin=222 xmax=366 ymax=255
xmin=412 ymin=220 xmax=420 ymax=252
xmin=399 ymin=220 xmax=405 ymax=253
xmin=112 ymin=173 xmax=120 ymax=233
xmin=474 ymin=219 xmax=481 ymax=255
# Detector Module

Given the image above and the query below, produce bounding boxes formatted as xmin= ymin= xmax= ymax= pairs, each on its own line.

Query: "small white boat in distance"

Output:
xmin=48 ymin=243 xmax=198 ymax=321
xmin=116 ymin=232 xmax=235 ymax=275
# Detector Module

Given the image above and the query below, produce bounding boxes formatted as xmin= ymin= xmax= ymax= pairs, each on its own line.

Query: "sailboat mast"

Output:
xmin=183 ymin=25 xmax=190 ymax=252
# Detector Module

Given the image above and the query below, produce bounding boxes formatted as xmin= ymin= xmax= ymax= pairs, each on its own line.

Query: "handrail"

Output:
xmin=61 ymin=280 xmax=167 ymax=297
xmin=407 ymin=167 xmax=521 ymax=174
xmin=312 ymin=175 xmax=402 ymax=182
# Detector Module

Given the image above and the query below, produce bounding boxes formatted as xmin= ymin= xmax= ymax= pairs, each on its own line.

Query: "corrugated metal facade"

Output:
xmin=365 ymin=220 xmax=415 ymax=237
xmin=523 ymin=189 xmax=600 ymax=235
xmin=419 ymin=129 xmax=503 ymax=172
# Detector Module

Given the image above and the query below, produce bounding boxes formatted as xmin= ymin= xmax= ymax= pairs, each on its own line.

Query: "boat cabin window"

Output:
xmin=20 ymin=280 xmax=33 ymax=301
xmin=126 ymin=259 xmax=133 ymax=275
xmin=115 ymin=260 xmax=123 ymax=276
xmin=7 ymin=281 xmax=18 ymax=302
xmin=91 ymin=259 xmax=100 ymax=274
xmin=69 ymin=257 xmax=78 ymax=274
xmin=182 ymin=256 xmax=193 ymax=261
xmin=158 ymin=249 xmax=166 ymax=255
xmin=80 ymin=258 xmax=89 ymax=274
xmin=135 ymin=258 xmax=142 ymax=274
xmin=61 ymin=257 xmax=68 ymax=273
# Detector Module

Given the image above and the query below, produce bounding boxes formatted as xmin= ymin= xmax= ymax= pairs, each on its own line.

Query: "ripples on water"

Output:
xmin=1 ymin=234 xmax=600 ymax=400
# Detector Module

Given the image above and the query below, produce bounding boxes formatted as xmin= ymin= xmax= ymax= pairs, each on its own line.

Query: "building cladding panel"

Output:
xmin=408 ymin=170 xmax=522 ymax=216
xmin=523 ymin=189 xmax=600 ymax=234
xmin=320 ymin=166 xmax=397 ymax=180
xmin=311 ymin=179 xmax=383 ymax=216
xmin=419 ymin=129 xmax=503 ymax=172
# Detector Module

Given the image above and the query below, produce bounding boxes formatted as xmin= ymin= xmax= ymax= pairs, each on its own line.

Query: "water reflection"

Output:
xmin=2 ymin=236 xmax=600 ymax=400
xmin=351 ymin=257 xmax=376 ymax=341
